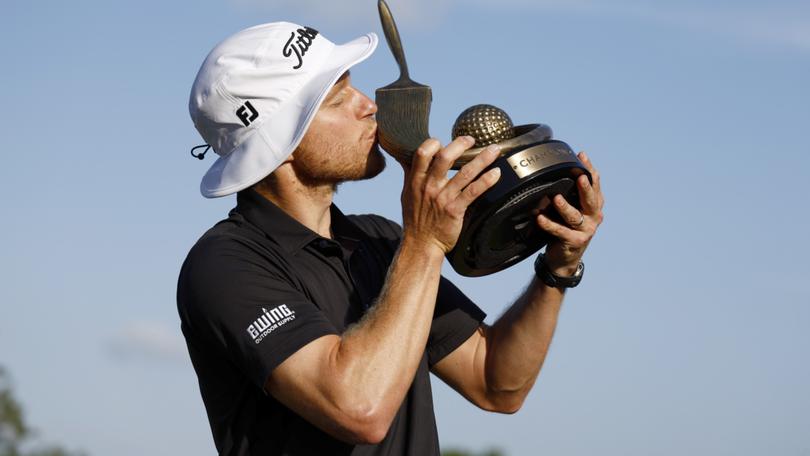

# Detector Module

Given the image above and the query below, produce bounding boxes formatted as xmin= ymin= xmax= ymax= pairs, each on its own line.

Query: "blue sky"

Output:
xmin=1 ymin=0 xmax=809 ymax=455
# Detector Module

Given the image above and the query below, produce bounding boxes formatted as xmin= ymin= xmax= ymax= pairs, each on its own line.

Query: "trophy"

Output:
xmin=375 ymin=0 xmax=591 ymax=277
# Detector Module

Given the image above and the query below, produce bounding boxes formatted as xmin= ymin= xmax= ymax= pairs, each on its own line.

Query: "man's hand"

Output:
xmin=537 ymin=151 xmax=604 ymax=276
xmin=398 ymin=136 xmax=503 ymax=255
xmin=432 ymin=152 xmax=604 ymax=413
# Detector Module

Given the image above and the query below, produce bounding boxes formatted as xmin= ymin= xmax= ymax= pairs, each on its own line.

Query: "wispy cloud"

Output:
xmin=229 ymin=0 xmax=810 ymax=52
xmin=107 ymin=321 xmax=187 ymax=363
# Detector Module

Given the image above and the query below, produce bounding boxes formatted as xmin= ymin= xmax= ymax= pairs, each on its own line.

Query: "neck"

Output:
xmin=252 ymin=164 xmax=335 ymax=239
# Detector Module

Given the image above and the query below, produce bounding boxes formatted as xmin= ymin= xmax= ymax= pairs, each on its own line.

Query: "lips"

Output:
xmin=365 ymin=123 xmax=378 ymax=142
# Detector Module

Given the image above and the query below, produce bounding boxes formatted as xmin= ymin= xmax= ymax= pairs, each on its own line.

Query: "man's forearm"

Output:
xmin=328 ymin=236 xmax=445 ymax=428
xmin=482 ymin=152 xmax=602 ymax=406
xmin=483 ymin=277 xmax=564 ymax=404
xmin=265 ymin=138 xmax=507 ymax=444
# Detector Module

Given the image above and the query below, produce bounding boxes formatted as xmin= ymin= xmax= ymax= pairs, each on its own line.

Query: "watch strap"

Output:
xmin=534 ymin=253 xmax=584 ymax=288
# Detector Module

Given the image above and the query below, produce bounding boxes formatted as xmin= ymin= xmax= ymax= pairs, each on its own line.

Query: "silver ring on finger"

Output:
xmin=572 ymin=213 xmax=585 ymax=228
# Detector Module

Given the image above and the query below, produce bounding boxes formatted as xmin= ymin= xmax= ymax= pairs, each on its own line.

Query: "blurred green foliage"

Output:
xmin=0 ymin=367 xmax=86 ymax=456
xmin=1 ymin=364 xmax=504 ymax=456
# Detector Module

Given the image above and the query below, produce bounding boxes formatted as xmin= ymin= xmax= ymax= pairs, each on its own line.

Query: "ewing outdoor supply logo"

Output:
xmin=236 ymin=101 xmax=259 ymax=127
xmin=283 ymin=27 xmax=319 ymax=70
xmin=247 ymin=305 xmax=296 ymax=345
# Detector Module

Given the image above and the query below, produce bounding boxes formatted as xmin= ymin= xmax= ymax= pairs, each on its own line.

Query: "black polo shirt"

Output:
xmin=177 ymin=188 xmax=486 ymax=456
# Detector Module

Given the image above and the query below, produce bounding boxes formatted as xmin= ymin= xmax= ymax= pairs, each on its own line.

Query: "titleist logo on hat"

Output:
xmin=283 ymin=27 xmax=319 ymax=69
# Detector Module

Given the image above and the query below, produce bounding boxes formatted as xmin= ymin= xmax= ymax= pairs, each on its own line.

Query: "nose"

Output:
xmin=357 ymin=90 xmax=377 ymax=119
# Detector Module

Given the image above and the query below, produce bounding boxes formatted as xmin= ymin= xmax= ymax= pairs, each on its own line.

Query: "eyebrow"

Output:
xmin=334 ymin=71 xmax=351 ymax=91
xmin=325 ymin=71 xmax=351 ymax=102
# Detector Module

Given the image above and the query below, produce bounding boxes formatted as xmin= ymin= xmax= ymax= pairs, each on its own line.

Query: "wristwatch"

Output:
xmin=534 ymin=253 xmax=584 ymax=288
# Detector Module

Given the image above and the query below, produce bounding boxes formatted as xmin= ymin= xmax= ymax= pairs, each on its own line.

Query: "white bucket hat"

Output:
xmin=189 ymin=22 xmax=378 ymax=198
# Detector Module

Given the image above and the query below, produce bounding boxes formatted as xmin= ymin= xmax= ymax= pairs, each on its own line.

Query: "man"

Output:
xmin=178 ymin=22 xmax=603 ymax=455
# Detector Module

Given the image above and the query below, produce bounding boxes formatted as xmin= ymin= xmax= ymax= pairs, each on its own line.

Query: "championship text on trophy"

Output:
xmin=375 ymin=0 xmax=592 ymax=277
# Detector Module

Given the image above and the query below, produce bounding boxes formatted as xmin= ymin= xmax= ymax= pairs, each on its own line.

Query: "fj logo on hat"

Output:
xmin=283 ymin=26 xmax=319 ymax=70
xmin=236 ymin=101 xmax=259 ymax=127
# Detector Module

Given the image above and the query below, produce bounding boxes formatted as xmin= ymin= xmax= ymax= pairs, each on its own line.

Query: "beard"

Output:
xmin=293 ymin=138 xmax=387 ymax=189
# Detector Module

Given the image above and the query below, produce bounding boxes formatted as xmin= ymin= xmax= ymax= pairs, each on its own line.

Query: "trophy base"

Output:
xmin=447 ymin=139 xmax=590 ymax=277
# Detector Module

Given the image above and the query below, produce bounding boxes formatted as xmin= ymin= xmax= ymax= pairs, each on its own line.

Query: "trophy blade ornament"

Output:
xmin=375 ymin=0 xmax=432 ymax=164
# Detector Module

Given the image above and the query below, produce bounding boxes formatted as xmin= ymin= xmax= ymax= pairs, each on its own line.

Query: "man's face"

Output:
xmin=291 ymin=71 xmax=386 ymax=185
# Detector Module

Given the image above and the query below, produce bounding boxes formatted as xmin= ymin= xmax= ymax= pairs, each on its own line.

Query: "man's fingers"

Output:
xmin=412 ymin=138 xmax=443 ymax=177
xmin=577 ymin=174 xmax=599 ymax=214
xmin=537 ymin=214 xmax=588 ymax=246
xmin=444 ymin=144 xmax=502 ymax=197
xmin=428 ymin=136 xmax=475 ymax=182
xmin=578 ymin=151 xmax=602 ymax=200
xmin=453 ymin=167 xmax=502 ymax=210
xmin=551 ymin=194 xmax=587 ymax=228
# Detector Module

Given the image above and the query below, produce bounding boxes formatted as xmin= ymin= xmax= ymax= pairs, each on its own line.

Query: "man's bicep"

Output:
xmin=431 ymin=324 xmax=493 ymax=409
xmin=426 ymin=276 xmax=486 ymax=366
xmin=262 ymin=333 xmax=368 ymax=442
xmin=426 ymin=276 xmax=498 ymax=410
xmin=192 ymin=290 xmax=372 ymax=439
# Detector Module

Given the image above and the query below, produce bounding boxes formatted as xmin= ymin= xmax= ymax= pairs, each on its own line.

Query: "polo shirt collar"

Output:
xmin=234 ymin=188 xmax=364 ymax=254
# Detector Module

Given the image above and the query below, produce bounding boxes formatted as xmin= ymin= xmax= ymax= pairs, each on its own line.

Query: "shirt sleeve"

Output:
xmin=178 ymin=235 xmax=339 ymax=389
xmin=426 ymin=275 xmax=487 ymax=366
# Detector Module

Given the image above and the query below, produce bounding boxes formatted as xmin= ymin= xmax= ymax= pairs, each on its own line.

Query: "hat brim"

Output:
xmin=200 ymin=32 xmax=379 ymax=198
